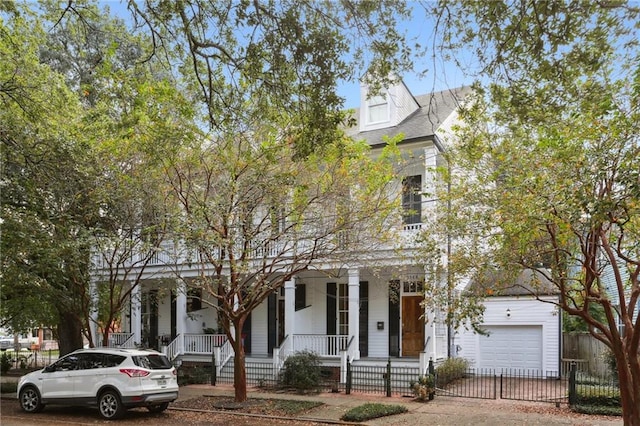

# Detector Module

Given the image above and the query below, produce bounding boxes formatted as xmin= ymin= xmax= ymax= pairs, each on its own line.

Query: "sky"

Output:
xmin=99 ymin=0 xmax=473 ymax=109
xmin=336 ymin=2 xmax=474 ymax=108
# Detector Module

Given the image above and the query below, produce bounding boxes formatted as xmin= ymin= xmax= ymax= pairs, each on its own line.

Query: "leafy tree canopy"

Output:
xmin=425 ymin=1 xmax=639 ymax=423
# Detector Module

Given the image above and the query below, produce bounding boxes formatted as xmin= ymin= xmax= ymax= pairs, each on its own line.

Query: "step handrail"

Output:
xmin=215 ymin=338 xmax=233 ymax=376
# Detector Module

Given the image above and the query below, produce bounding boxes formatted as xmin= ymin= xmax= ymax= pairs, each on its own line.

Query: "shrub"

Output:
xmin=0 ymin=352 xmax=11 ymax=374
xmin=178 ymin=366 xmax=211 ymax=386
xmin=0 ymin=381 xmax=17 ymax=394
xmin=573 ymin=404 xmax=622 ymax=417
xmin=575 ymin=384 xmax=621 ymax=407
xmin=410 ymin=374 xmax=435 ymax=401
xmin=341 ymin=403 xmax=407 ymax=422
xmin=435 ymin=357 xmax=469 ymax=387
xmin=601 ymin=349 xmax=618 ymax=379
xmin=279 ymin=351 xmax=322 ymax=392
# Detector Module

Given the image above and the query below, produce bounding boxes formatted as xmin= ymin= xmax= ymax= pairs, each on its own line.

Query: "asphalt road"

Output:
xmin=0 ymin=399 xmax=326 ymax=426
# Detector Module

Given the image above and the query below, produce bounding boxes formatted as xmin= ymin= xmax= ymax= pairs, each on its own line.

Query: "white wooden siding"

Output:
xmin=251 ymin=299 xmax=268 ymax=355
xmin=455 ymin=296 xmax=560 ymax=373
xmin=367 ymin=280 xmax=390 ymax=357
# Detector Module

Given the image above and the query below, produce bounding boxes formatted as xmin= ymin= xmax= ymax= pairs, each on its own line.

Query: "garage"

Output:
xmin=478 ymin=325 xmax=542 ymax=371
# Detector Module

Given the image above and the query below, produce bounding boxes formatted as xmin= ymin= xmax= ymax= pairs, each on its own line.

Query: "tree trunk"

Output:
xmin=614 ymin=347 xmax=640 ymax=426
xmin=233 ymin=319 xmax=247 ymax=402
xmin=57 ymin=311 xmax=84 ymax=356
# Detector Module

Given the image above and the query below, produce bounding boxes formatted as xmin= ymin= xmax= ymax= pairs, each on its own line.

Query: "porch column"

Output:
xmin=348 ymin=268 xmax=360 ymax=360
xmin=176 ymin=280 xmax=187 ymax=353
xmin=89 ymin=280 xmax=99 ymax=347
xmin=284 ymin=278 xmax=296 ymax=339
xmin=423 ymin=145 xmax=438 ymax=216
xmin=424 ymin=270 xmax=437 ymax=361
xmin=130 ymin=282 xmax=142 ymax=346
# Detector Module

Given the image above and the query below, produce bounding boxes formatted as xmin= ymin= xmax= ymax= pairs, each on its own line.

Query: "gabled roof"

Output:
xmin=467 ymin=268 xmax=560 ymax=297
xmin=346 ymin=86 xmax=472 ymax=146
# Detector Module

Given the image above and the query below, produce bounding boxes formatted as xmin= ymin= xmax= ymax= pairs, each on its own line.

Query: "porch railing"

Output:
xmin=166 ymin=334 xmax=182 ymax=361
xmin=184 ymin=334 xmax=227 ymax=353
xmin=214 ymin=339 xmax=234 ymax=376
xmin=274 ymin=334 xmax=292 ymax=373
xmin=97 ymin=332 xmax=135 ymax=348
xmin=419 ymin=336 xmax=431 ymax=375
xmin=292 ymin=334 xmax=348 ymax=357
xmin=340 ymin=335 xmax=356 ymax=383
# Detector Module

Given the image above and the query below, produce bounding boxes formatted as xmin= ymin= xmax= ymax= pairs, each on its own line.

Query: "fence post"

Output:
xmin=493 ymin=371 xmax=497 ymax=399
xmin=568 ymin=361 xmax=577 ymax=406
xmin=209 ymin=350 xmax=216 ymax=386
xmin=385 ymin=358 xmax=392 ymax=397
xmin=346 ymin=359 xmax=352 ymax=395
xmin=428 ymin=358 xmax=435 ymax=400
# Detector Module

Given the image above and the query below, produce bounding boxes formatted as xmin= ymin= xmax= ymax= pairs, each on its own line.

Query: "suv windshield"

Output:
xmin=132 ymin=354 xmax=172 ymax=370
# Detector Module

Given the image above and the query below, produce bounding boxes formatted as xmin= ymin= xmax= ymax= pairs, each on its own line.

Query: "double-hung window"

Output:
xmin=402 ymin=175 xmax=422 ymax=225
xmin=367 ymin=94 xmax=389 ymax=124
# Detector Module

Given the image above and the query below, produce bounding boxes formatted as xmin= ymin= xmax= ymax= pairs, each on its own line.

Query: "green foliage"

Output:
xmin=576 ymin=384 xmax=621 ymax=407
xmin=435 ymin=357 xmax=469 ymax=387
xmin=129 ymin=1 xmax=412 ymax=156
xmin=177 ymin=366 xmax=211 ymax=386
xmin=427 ymin=1 xmax=640 ymax=421
xmin=572 ymin=404 xmax=622 ymax=417
xmin=563 ymin=303 xmax=607 ymax=333
xmin=0 ymin=352 xmax=11 ymax=374
xmin=601 ymin=349 xmax=617 ymax=378
xmin=0 ymin=382 xmax=17 ymax=394
xmin=279 ymin=351 xmax=322 ymax=392
xmin=410 ymin=374 xmax=435 ymax=401
xmin=340 ymin=403 xmax=408 ymax=422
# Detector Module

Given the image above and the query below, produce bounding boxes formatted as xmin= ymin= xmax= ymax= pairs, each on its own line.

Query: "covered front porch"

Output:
xmin=98 ymin=330 xmax=433 ymax=386
xmin=105 ymin=266 xmax=448 ymax=380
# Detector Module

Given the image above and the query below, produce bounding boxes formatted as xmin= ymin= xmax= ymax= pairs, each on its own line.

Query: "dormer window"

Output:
xmin=367 ymin=94 xmax=389 ymax=124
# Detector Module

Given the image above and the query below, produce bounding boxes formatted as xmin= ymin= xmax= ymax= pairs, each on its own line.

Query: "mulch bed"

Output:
xmin=172 ymin=396 xmax=324 ymax=417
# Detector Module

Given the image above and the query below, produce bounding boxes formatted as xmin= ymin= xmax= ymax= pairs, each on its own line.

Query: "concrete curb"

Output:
xmin=169 ymin=406 xmax=362 ymax=425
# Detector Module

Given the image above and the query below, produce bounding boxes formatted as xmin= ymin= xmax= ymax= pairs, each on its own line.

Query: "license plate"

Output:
xmin=158 ymin=379 xmax=166 ymax=386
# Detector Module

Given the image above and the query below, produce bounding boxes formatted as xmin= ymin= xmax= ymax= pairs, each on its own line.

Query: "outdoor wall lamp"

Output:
xmin=506 ymin=308 xmax=511 ymax=318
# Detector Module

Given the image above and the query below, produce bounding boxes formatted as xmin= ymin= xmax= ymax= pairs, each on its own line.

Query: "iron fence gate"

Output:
xmin=435 ymin=368 xmax=569 ymax=404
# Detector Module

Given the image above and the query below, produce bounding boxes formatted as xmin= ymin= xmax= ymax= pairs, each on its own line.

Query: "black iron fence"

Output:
xmin=345 ymin=360 xmax=419 ymax=397
xmin=569 ymin=366 xmax=621 ymax=411
xmin=435 ymin=366 xmax=567 ymax=404
xmin=179 ymin=357 xmax=620 ymax=411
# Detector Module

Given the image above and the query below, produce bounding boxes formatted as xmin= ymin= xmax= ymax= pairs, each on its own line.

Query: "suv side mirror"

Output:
xmin=44 ymin=364 xmax=56 ymax=373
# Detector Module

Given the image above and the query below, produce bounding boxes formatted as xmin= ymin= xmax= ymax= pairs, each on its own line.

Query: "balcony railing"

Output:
xmin=402 ymin=223 xmax=423 ymax=231
xmin=92 ymin=222 xmax=425 ymax=272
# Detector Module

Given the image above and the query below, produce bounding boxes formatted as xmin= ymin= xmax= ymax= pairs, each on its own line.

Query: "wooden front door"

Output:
xmin=401 ymin=296 xmax=424 ymax=357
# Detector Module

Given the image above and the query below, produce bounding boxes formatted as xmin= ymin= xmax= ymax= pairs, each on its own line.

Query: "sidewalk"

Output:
xmin=1 ymin=375 xmax=623 ymax=425
xmin=177 ymin=384 xmax=623 ymax=426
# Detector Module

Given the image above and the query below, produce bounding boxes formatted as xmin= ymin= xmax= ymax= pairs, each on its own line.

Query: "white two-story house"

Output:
xmin=90 ymin=79 xmax=471 ymax=379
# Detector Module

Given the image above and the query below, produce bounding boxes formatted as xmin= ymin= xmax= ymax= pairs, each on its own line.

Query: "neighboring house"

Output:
xmin=600 ymin=261 xmax=639 ymax=336
xmin=455 ymin=269 xmax=562 ymax=374
xmin=90 ymin=79 xmax=471 ymax=376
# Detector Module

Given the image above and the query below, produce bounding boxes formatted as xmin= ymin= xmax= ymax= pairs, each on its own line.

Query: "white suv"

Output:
xmin=17 ymin=347 xmax=178 ymax=420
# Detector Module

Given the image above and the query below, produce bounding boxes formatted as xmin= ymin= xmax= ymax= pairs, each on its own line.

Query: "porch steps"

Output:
xmin=217 ymin=357 xmax=277 ymax=385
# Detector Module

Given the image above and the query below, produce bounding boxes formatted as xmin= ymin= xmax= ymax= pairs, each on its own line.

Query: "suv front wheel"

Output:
xmin=98 ymin=389 xmax=125 ymax=420
xmin=19 ymin=386 xmax=44 ymax=413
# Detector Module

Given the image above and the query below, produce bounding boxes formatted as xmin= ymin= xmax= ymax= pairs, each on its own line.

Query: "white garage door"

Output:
xmin=479 ymin=325 xmax=542 ymax=371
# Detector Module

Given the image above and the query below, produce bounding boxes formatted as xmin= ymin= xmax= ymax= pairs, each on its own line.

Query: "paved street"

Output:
xmin=0 ymin=383 xmax=624 ymax=426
